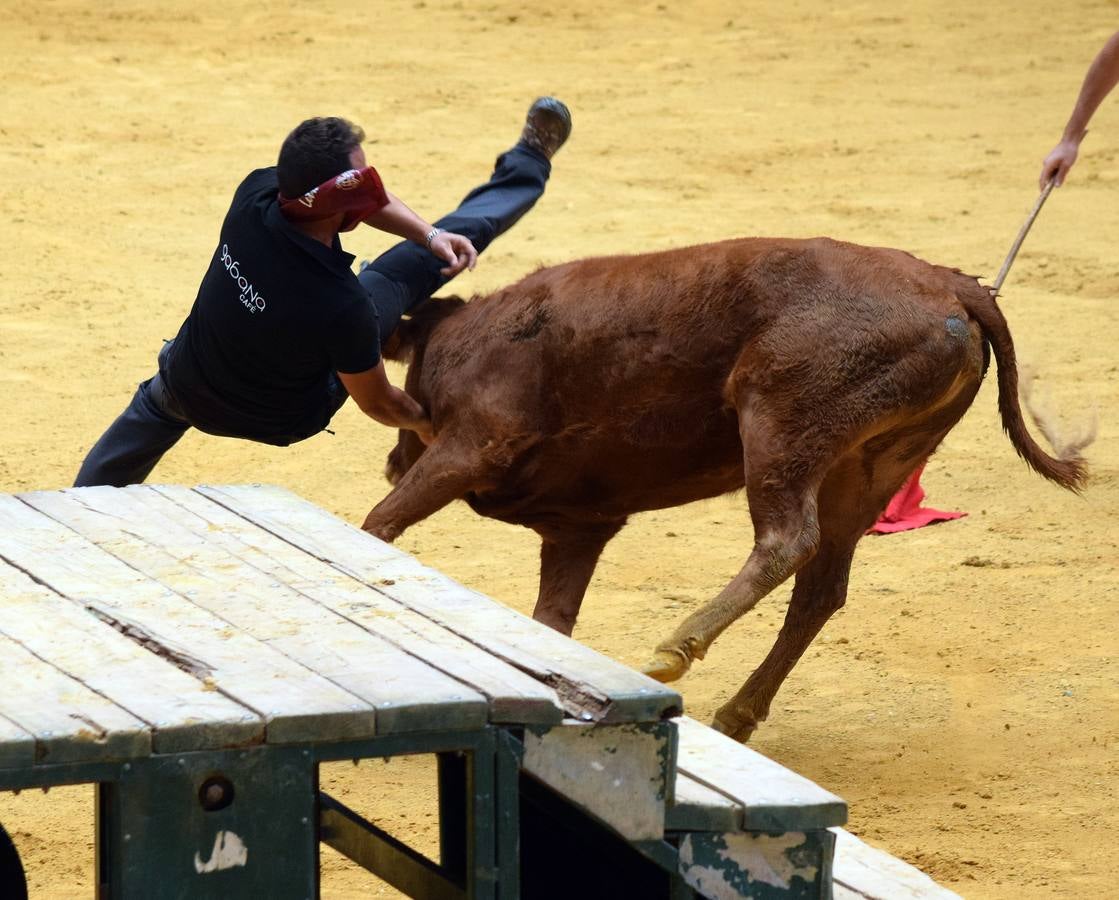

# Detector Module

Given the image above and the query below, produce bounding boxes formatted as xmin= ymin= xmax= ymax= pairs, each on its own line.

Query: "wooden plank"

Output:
xmin=522 ymin=721 xmax=670 ymax=841
xmin=0 ymin=494 xmax=372 ymax=746
xmin=0 ymin=632 xmax=149 ymax=765
xmin=675 ymin=716 xmax=847 ymax=832
xmin=831 ymin=828 xmax=962 ymax=899
xmin=666 ymin=772 xmax=743 ymax=833
xmin=0 ymin=558 xmax=258 ymax=754
xmin=0 ymin=714 xmax=36 ymax=770
xmin=197 ymin=483 xmax=682 ymax=724
xmin=147 ymin=484 xmax=562 ymax=726
xmin=23 ymin=487 xmax=488 ymax=736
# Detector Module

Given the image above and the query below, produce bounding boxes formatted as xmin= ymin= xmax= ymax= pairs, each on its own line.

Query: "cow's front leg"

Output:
xmin=533 ymin=522 xmax=625 ymax=635
xmin=362 ymin=438 xmax=492 ymax=542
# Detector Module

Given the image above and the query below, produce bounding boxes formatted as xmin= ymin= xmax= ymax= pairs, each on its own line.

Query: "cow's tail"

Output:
xmin=959 ymin=283 xmax=1089 ymax=492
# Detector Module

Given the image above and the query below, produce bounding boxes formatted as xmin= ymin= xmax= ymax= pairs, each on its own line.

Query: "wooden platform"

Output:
xmin=0 ymin=484 xmax=957 ymax=899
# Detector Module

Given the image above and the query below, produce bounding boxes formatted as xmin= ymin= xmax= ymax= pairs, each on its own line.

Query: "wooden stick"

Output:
xmin=992 ymin=179 xmax=1056 ymax=293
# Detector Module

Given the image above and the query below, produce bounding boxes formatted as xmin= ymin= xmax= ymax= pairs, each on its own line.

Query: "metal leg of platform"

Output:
xmin=96 ymin=746 xmax=317 ymax=900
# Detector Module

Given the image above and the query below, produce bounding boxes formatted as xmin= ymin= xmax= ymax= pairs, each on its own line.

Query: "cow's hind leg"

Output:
xmin=362 ymin=438 xmax=495 ymax=542
xmin=643 ymin=416 xmax=828 ymax=683
xmin=711 ymin=431 xmax=955 ymax=741
xmin=533 ymin=521 xmax=626 ymax=635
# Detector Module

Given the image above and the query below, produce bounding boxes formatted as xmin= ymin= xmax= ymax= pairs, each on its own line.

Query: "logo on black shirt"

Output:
xmin=220 ymin=243 xmax=266 ymax=315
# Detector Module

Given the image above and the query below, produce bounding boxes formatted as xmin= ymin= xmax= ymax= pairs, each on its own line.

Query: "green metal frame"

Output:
xmin=2 ymin=723 xmax=839 ymax=899
xmin=0 ymin=726 xmax=509 ymax=900
xmin=96 ymin=745 xmax=318 ymax=900
xmin=321 ymin=792 xmax=464 ymax=900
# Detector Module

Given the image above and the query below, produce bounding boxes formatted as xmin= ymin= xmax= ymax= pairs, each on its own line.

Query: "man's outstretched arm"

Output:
xmin=1040 ymin=30 xmax=1119 ymax=189
xmin=338 ymin=361 xmax=433 ymax=444
xmin=363 ymin=192 xmax=478 ymax=276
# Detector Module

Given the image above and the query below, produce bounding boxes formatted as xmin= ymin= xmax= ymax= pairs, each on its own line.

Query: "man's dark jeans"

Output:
xmin=74 ymin=341 xmax=189 ymax=488
xmin=73 ymin=143 xmax=550 ymax=488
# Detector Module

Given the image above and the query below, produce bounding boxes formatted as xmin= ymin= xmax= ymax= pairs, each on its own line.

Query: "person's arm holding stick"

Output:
xmin=1040 ymin=30 xmax=1119 ymax=189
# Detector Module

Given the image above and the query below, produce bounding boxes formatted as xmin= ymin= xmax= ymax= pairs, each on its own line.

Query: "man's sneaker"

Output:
xmin=519 ymin=97 xmax=572 ymax=160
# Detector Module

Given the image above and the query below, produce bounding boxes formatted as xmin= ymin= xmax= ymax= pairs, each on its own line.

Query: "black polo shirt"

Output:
xmin=161 ymin=167 xmax=381 ymax=445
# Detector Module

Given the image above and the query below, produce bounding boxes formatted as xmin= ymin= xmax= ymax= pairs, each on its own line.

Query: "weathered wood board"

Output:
xmin=831 ymin=828 xmax=962 ymax=899
xmin=0 ymin=632 xmax=149 ymax=765
xmin=675 ymin=716 xmax=847 ymax=832
xmin=667 ymin=771 xmax=743 ymax=833
xmin=1 ymin=494 xmax=376 ymax=745
xmin=146 ymin=484 xmax=563 ymax=726
xmin=24 ymin=487 xmax=489 ymax=736
xmin=0 ymin=557 xmax=259 ymax=754
xmin=197 ymin=483 xmax=681 ymax=724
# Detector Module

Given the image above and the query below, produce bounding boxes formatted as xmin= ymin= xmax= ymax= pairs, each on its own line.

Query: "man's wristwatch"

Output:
xmin=424 ymin=227 xmax=442 ymax=249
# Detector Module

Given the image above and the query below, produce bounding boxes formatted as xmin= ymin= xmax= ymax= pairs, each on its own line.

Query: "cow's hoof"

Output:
xmin=361 ymin=514 xmax=399 ymax=542
xmin=712 ymin=707 xmax=758 ymax=743
xmin=642 ymin=647 xmax=691 ymax=683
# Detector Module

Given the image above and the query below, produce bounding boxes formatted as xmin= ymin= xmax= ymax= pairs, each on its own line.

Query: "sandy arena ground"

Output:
xmin=1 ymin=1 xmax=1117 ymax=897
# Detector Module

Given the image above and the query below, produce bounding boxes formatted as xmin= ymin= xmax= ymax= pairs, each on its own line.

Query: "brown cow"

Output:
xmin=361 ymin=237 xmax=1086 ymax=741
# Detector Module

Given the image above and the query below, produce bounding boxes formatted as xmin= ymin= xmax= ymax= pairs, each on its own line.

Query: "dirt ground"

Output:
xmin=1 ymin=1 xmax=1116 ymax=897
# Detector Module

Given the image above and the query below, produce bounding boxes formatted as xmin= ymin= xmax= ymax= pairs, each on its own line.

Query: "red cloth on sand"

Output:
xmin=868 ymin=463 xmax=966 ymax=534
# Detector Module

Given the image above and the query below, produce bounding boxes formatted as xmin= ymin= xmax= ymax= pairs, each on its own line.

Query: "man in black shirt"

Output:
xmin=74 ymin=98 xmax=571 ymax=487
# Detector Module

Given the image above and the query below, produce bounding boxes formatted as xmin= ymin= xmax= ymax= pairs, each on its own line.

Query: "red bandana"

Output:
xmin=279 ymin=165 xmax=390 ymax=233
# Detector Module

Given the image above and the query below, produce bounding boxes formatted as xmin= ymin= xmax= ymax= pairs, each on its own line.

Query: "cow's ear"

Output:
xmin=380 ymin=328 xmax=411 ymax=363
xmin=382 ymin=295 xmax=467 ymax=362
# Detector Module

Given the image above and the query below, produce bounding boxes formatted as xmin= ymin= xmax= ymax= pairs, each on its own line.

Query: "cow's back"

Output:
xmin=420 ymin=237 xmax=984 ymax=522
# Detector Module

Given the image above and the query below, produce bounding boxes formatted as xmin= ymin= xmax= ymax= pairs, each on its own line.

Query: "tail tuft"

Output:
xmin=1018 ymin=367 xmax=1095 ymax=492
xmin=958 ymin=282 xmax=1090 ymax=493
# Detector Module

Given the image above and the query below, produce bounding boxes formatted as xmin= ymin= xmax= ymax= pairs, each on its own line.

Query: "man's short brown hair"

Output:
xmin=277 ymin=117 xmax=366 ymax=198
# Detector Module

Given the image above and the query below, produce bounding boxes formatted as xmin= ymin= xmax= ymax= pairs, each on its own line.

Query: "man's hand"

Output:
xmin=1039 ymin=135 xmax=1083 ymax=190
xmin=363 ymin=193 xmax=477 ymax=277
xmin=338 ymin=362 xmax=435 ymax=443
xmin=429 ymin=231 xmax=478 ymax=277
